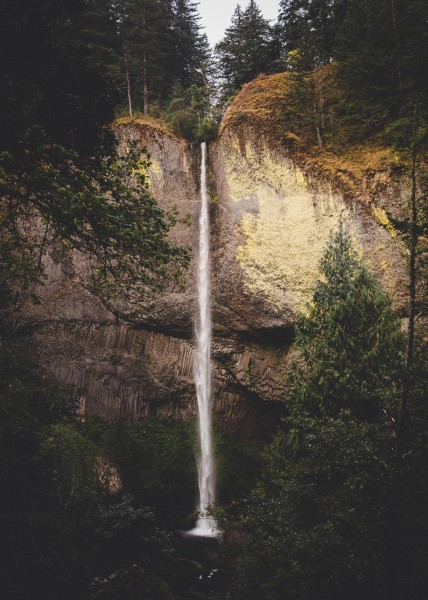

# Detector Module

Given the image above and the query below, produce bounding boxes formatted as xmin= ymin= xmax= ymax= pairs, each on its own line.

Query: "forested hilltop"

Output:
xmin=1 ymin=1 xmax=428 ymax=599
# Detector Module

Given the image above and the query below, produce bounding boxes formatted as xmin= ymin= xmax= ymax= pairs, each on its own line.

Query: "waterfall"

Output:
xmin=188 ymin=142 xmax=218 ymax=537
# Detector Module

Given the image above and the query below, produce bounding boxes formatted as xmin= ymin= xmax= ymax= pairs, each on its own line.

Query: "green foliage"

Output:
xmin=0 ymin=133 xmax=189 ymax=311
xmin=0 ymin=353 xmax=266 ymax=600
xmin=78 ymin=419 xmax=265 ymax=528
xmin=279 ymin=0 xmax=342 ymax=68
xmin=0 ymin=353 xmax=63 ymax=511
xmin=0 ymin=358 xmax=179 ymax=599
xmin=170 ymin=0 xmax=212 ymax=90
xmin=383 ymin=109 xmax=428 ymax=153
xmin=399 ymin=329 xmax=428 ymax=596
xmin=215 ymin=431 xmax=265 ymax=506
xmin=81 ymin=418 xmax=198 ymax=527
xmin=335 ymin=0 xmax=428 ymax=127
xmin=115 ymin=0 xmax=211 ymax=114
xmin=280 ymin=66 xmax=323 ymax=146
xmin=39 ymin=424 xmax=101 ymax=508
xmin=275 ymin=0 xmax=428 ymax=147
xmin=218 ymin=229 xmax=411 ymax=600
xmin=293 ymin=226 xmax=402 ymax=419
xmin=0 ymin=0 xmax=119 ymax=157
xmin=0 ymin=0 xmax=190 ymax=317
xmin=166 ymin=84 xmax=219 ymax=142
xmin=224 ymin=414 xmax=394 ymax=600
xmin=215 ymin=1 xmax=282 ymax=100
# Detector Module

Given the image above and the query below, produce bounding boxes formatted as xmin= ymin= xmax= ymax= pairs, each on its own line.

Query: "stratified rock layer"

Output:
xmin=13 ymin=118 xmax=407 ymax=437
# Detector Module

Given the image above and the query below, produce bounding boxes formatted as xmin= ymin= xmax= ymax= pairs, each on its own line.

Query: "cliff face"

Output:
xmin=212 ymin=125 xmax=407 ymax=322
xmin=14 ymin=112 xmax=407 ymax=438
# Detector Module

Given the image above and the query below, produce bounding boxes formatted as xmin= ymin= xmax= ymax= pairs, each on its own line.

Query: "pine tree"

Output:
xmin=334 ymin=0 xmax=428 ymax=129
xmin=293 ymin=226 xmax=402 ymax=419
xmin=334 ymin=0 xmax=401 ymax=126
xmin=221 ymin=228 xmax=405 ymax=600
xmin=214 ymin=5 xmax=244 ymax=99
xmin=215 ymin=1 xmax=280 ymax=100
xmin=170 ymin=0 xmax=211 ymax=89
xmin=278 ymin=0 xmax=342 ymax=69
xmin=276 ymin=2 xmax=345 ymax=149
xmin=114 ymin=0 xmax=210 ymax=114
xmin=0 ymin=0 xmax=119 ymax=156
xmin=239 ymin=0 xmax=274 ymax=81
xmin=119 ymin=0 xmax=174 ymax=114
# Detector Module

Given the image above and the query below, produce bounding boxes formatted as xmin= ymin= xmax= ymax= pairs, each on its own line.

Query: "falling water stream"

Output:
xmin=188 ymin=142 xmax=218 ymax=538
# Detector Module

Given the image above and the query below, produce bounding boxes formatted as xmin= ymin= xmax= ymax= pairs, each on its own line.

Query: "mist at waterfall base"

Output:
xmin=187 ymin=142 xmax=219 ymax=538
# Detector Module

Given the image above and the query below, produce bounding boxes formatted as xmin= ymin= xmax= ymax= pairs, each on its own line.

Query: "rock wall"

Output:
xmin=212 ymin=126 xmax=407 ymax=325
xmin=13 ymin=120 xmax=407 ymax=438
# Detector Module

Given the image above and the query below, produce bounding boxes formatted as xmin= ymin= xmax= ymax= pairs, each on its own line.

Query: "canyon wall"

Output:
xmin=13 ymin=118 xmax=407 ymax=437
xmin=212 ymin=125 xmax=407 ymax=324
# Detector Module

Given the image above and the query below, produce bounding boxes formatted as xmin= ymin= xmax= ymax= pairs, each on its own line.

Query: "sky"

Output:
xmin=198 ymin=0 xmax=280 ymax=47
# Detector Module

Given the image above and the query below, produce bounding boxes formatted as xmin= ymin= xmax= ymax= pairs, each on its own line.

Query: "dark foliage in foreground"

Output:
xmin=0 ymin=351 xmax=264 ymax=599
xmin=218 ymin=230 xmax=428 ymax=600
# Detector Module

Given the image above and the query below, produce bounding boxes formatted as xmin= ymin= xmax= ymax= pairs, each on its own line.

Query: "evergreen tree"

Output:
xmin=276 ymin=0 xmax=428 ymax=138
xmin=0 ymin=355 xmax=189 ymax=599
xmin=293 ymin=226 xmax=402 ymax=419
xmin=221 ymin=228 xmax=407 ymax=600
xmin=215 ymin=1 xmax=280 ymax=100
xmin=170 ymin=0 xmax=211 ymax=89
xmin=0 ymin=0 xmax=119 ymax=156
xmin=239 ymin=0 xmax=277 ymax=81
xmin=166 ymin=82 xmax=218 ymax=141
xmin=379 ymin=112 xmax=428 ymax=599
xmin=334 ymin=0 xmax=428 ymax=129
xmin=118 ymin=0 xmax=174 ymax=114
xmin=214 ymin=5 xmax=244 ymax=99
xmin=278 ymin=0 xmax=343 ymax=68
xmin=226 ymin=414 xmax=395 ymax=600
xmin=114 ymin=0 xmax=210 ymax=114
xmin=334 ymin=0 xmax=402 ymax=126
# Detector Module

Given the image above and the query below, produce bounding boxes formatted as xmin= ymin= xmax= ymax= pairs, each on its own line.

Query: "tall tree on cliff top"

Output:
xmin=171 ymin=0 xmax=211 ymax=89
xmin=215 ymin=1 xmax=281 ymax=100
xmin=278 ymin=0 xmax=344 ymax=68
xmin=116 ymin=0 xmax=210 ymax=115
xmin=334 ymin=0 xmax=428 ymax=128
xmin=119 ymin=0 xmax=174 ymax=114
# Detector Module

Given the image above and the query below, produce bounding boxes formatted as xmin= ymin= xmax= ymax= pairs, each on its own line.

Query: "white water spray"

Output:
xmin=188 ymin=142 xmax=218 ymax=537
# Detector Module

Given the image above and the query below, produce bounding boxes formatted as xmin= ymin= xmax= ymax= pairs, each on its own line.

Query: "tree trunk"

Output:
xmin=142 ymin=10 xmax=148 ymax=116
xmin=315 ymin=125 xmax=324 ymax=151
xmin=387 ymin=110 xmax=419 ymax=600
xmin=395 ymin=122 xmax=418 ymax=473
xmin=125 ymin=54 xmax=133 ymax=118
xmin=143 ymin=51 xmax=148 ymax=116
xmin=390 ymin=0 xmax=403 ymax=98
xmin=312 ymin=67 xmax=324 ymax=151
xmin=318 ymin=72 xmax=325 ymax=129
